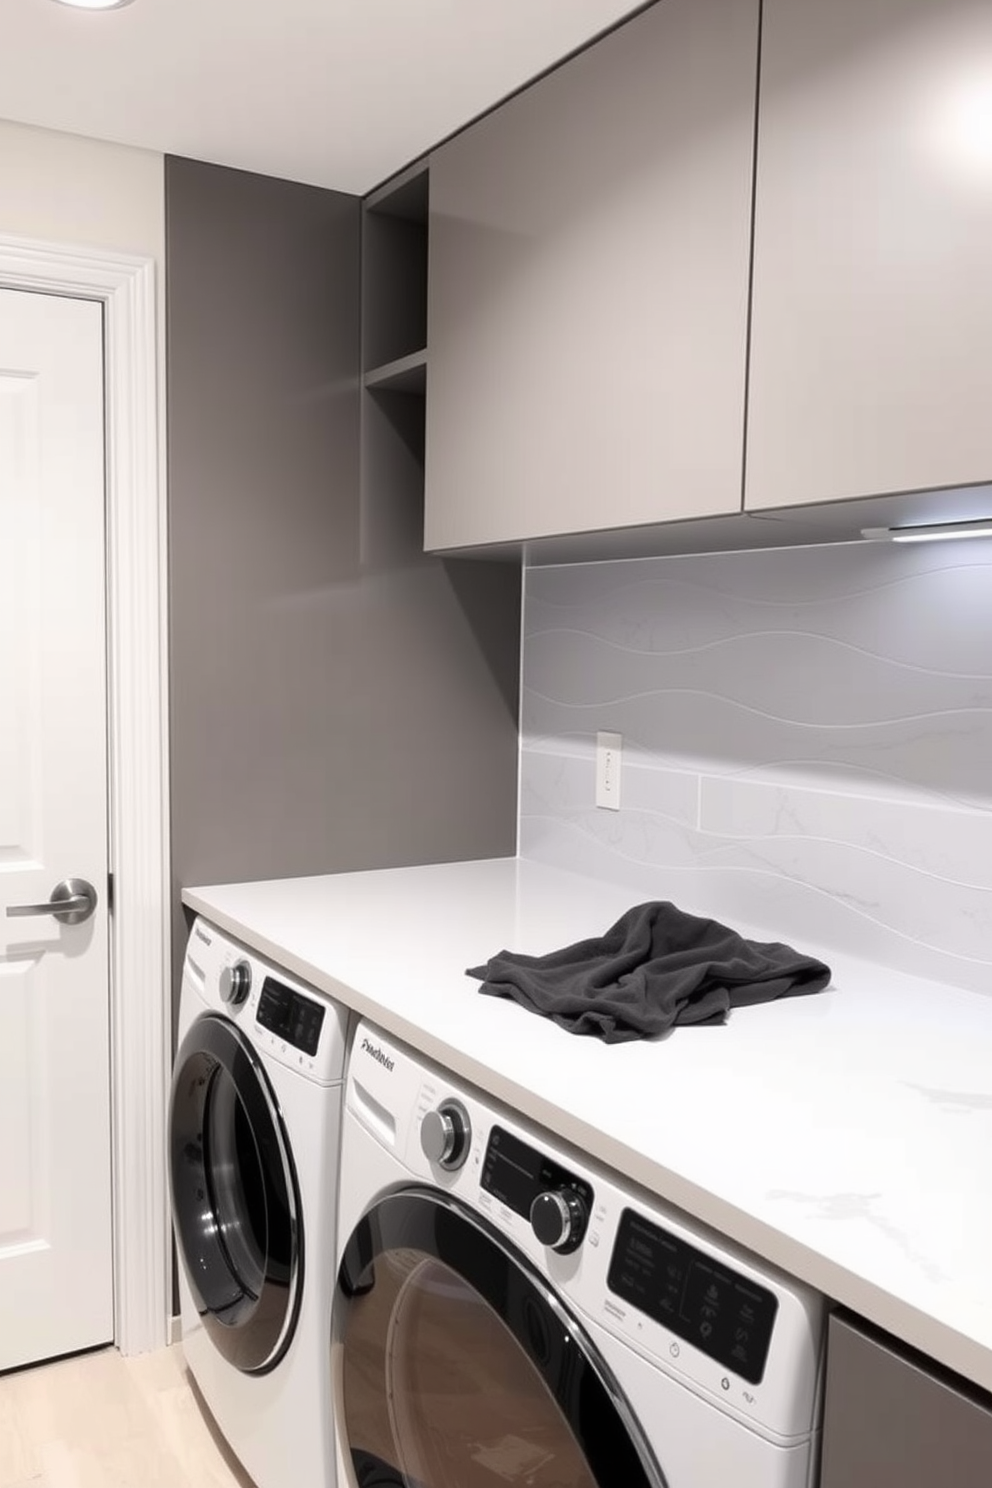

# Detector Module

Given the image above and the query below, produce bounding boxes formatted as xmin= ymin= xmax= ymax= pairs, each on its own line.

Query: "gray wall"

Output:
xmin=166 ymin=156 xmax=520 ymax=1002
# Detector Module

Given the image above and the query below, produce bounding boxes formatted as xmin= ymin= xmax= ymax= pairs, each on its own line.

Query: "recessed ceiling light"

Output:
xmin=52 ymin=0 xmax=136 ymax=9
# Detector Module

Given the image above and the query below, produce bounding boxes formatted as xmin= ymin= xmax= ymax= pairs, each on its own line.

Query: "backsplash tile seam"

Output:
xmin=521 ymin=811 xmax=992 ymax=956
xmin=527 ymin=623 xmax=992 ymax=682
xmin=523 ymin=789 xmax=992 ymax=897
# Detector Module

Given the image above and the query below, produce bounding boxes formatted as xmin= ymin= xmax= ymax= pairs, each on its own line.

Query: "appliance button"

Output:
xmin=530 ymin=1188 xmax=588 ymax=1254
xmin=219 ymin=960 xmax=251 ymax=1006
xmin=420 ymin=1099 xmax=471 ymax=1170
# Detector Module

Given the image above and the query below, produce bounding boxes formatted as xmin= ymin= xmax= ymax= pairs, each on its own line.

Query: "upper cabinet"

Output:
xmin=420 ymin=0 xmax=992 ymax=556
xmin=746 ymin=0 xmax=992 ymax=512
xmin=424 ymin=0 xmax=760 ymax=552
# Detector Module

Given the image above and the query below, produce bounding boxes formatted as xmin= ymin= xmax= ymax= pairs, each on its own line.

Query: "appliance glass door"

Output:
xmin=170 ymin=1012 xmax=302 ymax=1374
xmin=334 ymin=1188 xmax=663 ymax=1488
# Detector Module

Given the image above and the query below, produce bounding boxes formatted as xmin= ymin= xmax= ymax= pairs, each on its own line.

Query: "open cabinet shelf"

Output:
xmin=360 ymin=160 xmax=428 ymax=566
xmin=363 ymin=347 xmax=426 ymax=394
xmin=362 ymin=165 xmax=428 ymax=375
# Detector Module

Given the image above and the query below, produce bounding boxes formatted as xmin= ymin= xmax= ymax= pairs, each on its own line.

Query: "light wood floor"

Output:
xmin=0 ymin=1344 xmax=256 ymax=1488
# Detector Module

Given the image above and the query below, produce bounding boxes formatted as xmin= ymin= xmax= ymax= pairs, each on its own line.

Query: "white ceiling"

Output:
xmin=1 ymin=0 xmax=644 ymax=196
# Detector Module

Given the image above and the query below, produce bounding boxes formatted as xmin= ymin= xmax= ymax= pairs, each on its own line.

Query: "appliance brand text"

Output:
xmin=361 ymin=1036 xmax=394 ymax=1072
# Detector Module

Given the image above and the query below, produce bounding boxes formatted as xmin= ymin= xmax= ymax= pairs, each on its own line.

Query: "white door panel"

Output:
xmin=0 ymin=287 xmax=113 ymax=1370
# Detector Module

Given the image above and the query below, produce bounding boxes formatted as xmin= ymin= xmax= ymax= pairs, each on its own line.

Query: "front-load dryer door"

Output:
xmin=170 ymin=1012 xmax=302 ymax=1374
xmin=333 ymin=1187 xmax=665 ymax=1488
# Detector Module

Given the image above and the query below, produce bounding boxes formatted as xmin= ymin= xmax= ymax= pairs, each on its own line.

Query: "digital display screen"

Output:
xmin=607 ymin=1208 xmax=778 ymax=1384
xmin=256 ymin=976 xmax=325 ymax=1057
xmin=481 ymin=1125 xmax=593 ymax=1221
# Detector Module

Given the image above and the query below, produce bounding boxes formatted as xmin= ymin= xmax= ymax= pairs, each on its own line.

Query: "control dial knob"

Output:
xmin=420 ymin=1099 xmax=471 ymax=1170
xmin=219 ymin=960 xmax=252 ymax=1006
xmin=530 ymin=1189 xmax=588 ymax=1254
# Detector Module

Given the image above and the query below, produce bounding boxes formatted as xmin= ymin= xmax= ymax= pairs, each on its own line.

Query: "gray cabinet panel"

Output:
xmin=747 ymin=0 xmax=992 ymax=511
xmin=821 ymin=1315 xmax=992 ymax=1488
xmin=425 ymin=0 xmax=758 ymax=550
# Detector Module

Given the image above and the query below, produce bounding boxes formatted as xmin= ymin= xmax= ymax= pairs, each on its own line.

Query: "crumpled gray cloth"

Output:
xmin=466 ymin=901 xmax=832 ymax=1044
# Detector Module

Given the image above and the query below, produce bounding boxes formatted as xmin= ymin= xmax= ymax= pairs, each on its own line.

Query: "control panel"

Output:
xmin=256 ymin=975 xmax=326 ymax=1058
xmin=607 ymin=1207 xmax=778 ymax=1384
xmin=183 ymin=917 xmax=349 ymax=1084
xmin=482 ymin=1124 xmax=593 ymax=1253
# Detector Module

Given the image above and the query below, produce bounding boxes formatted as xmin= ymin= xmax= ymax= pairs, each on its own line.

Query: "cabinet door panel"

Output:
xmin=747 ymin=0 xmax=992 ymax=511
xmin=425 ymin=0 xmax=758 ymax=550
xmin=821 ymin=1315 xmax=992 ymax=1488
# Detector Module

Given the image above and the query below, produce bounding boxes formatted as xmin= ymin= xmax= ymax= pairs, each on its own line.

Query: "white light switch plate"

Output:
xmin=595 ymin=731 xmax=622 ymax=810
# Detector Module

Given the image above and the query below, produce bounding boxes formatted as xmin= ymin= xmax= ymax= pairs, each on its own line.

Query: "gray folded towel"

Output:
xmin=466 ymin=901 xmax=832 ymax=1044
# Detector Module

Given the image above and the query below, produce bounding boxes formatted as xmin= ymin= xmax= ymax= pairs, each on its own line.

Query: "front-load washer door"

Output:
xmin=333 ymin=1187 xmax=665 ymax=1488
xmin=169 ymin=1012 xmax=302 ymax=1375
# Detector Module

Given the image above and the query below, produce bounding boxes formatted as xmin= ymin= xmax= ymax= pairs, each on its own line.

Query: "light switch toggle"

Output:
xmin=595 ymin=731 xmax=622 ymax=810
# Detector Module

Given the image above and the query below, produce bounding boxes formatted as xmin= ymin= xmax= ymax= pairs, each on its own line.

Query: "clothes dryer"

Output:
xmin=333 ymin=1020 xmax=825 ymax=1488
xmin=170 ymin=917 xmax=349 ymax=1488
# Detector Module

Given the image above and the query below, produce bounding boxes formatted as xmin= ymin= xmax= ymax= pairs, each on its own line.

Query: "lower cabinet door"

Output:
xmin=820 ymin=1314 xmax=992 ymax=1488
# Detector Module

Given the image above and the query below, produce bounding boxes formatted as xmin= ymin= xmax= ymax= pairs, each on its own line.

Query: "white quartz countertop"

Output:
xmin=184 ymin=856 xmax=992 ymax=1395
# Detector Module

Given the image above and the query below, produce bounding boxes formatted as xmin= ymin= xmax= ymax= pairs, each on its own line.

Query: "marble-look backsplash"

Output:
xmin=520 ymin=540 xmax=992 ymax=994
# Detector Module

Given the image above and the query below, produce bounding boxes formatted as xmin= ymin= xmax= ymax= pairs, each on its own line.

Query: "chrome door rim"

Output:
xmin=169 ymin=1011 xmax=303 ymax=1374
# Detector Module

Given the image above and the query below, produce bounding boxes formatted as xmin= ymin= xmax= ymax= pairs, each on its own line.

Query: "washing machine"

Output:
xmin=169 ymin=917 xmax=349 ymax=1488
xmin=332 ymin=1020 xmax=825 ymax=1488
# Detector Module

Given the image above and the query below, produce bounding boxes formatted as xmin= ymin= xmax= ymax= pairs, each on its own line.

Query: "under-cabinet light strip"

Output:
xmin=51 ymin=0 xmax=136 ymax=10
xmin=861 ymin=519 xmax=992 ymax=544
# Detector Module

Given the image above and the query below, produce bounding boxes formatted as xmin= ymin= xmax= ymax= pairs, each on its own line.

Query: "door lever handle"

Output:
xmin=6 ymin=877 xmax=99 ymax=926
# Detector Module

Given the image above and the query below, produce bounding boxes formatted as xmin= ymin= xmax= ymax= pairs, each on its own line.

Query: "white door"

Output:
xmin=0 ymin=287 xmax=114 ymax=1371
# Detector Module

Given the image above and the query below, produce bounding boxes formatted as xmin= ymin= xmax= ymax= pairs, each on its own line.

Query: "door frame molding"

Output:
xmin=0 ymin=235 xmax=169 ymax=1355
